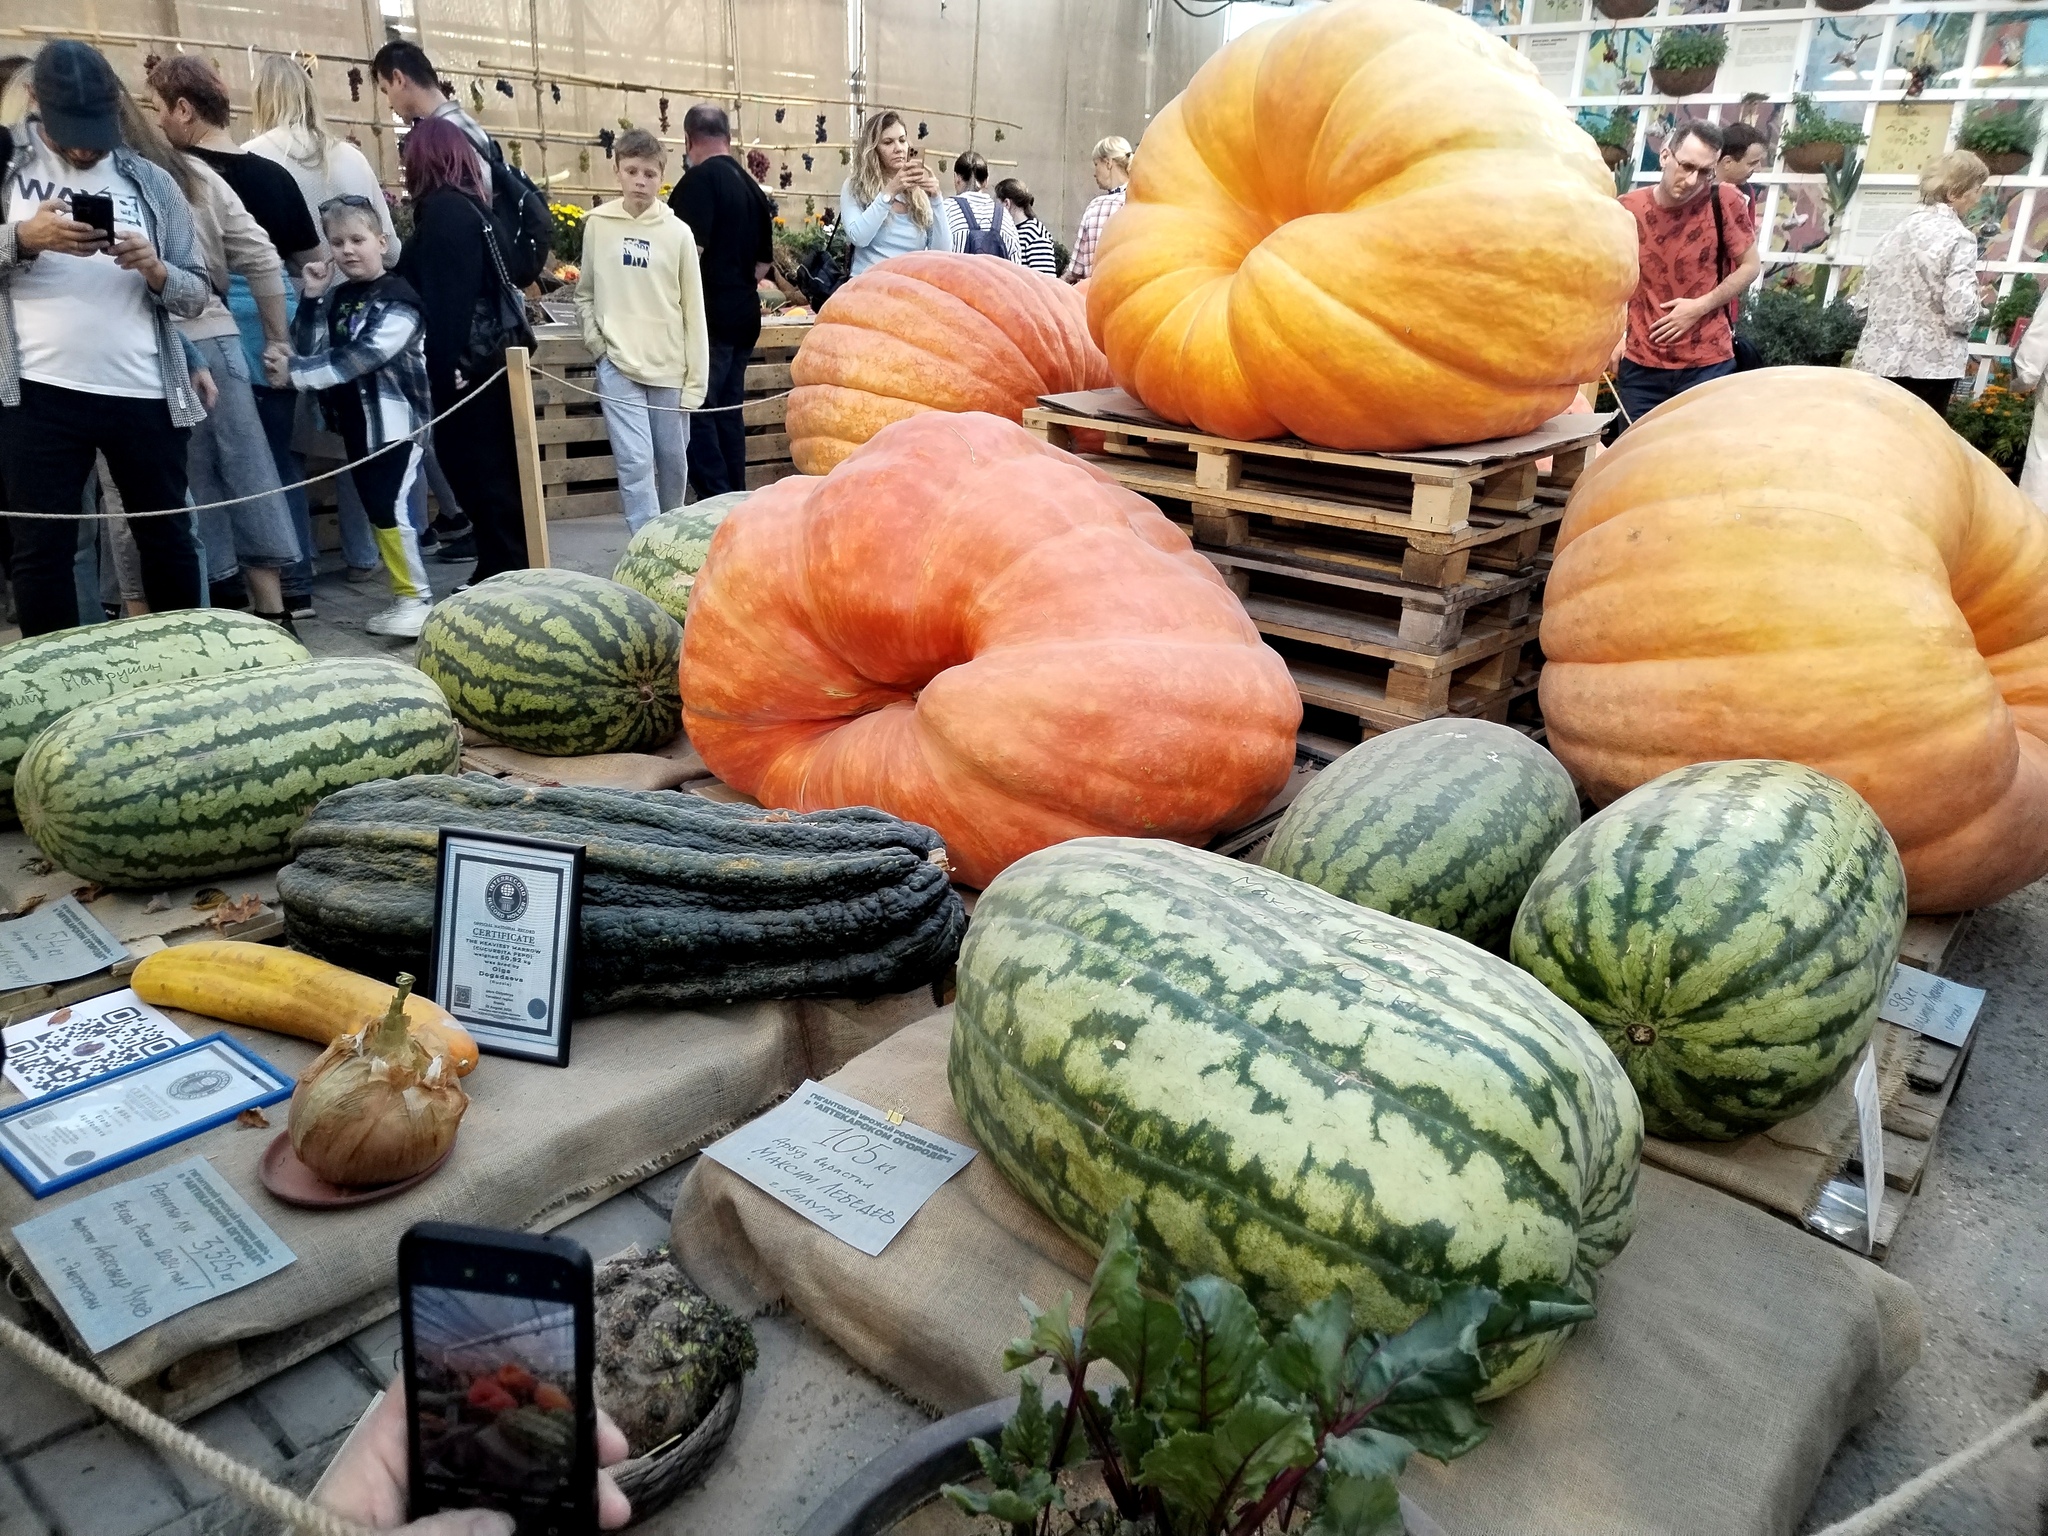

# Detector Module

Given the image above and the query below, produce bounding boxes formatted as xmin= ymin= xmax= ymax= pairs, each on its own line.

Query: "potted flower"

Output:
xmin=1589 ymin=108 xmax=1639 ymax=169
xmin=1993 ymin=274 xmax=2042 ymax=351
xmin=1649 ymin=27 xmax=1728 ymax=98
xmin=1958 ymin=105 xmax=2040 ymax=178
xmin=1780 ymin=93 xmax=1868 ymax=174
xmin=798 ymin=1207 xmax=1593 ymax=1536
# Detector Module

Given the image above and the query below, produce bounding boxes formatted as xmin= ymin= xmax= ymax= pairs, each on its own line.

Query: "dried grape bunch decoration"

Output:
xmin=347 ymin=65 xmax=363 ymax=101
xmin=814 ymin=113 xmax=828 ymax=144
xmin=779 ymin=160 xmax=793 ymax=189
xmin=659 ymin=96 xmax=670 ymax=132
xmin=496 ymin=77 xmax=514 ymax=98
xmin=802 ymin=152 xmax=814 ymax=171
xmin=598 ymin=127 xmax=616 ymax=159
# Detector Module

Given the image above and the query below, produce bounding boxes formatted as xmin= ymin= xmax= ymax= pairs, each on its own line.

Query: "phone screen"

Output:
xmin=70 ymin=193 xmax=115 ymax=242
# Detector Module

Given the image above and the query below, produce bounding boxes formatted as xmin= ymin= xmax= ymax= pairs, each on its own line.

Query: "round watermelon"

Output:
xmin=416 ymin=570 xmax=683 ymax=756
xmin=611 ymin=491 xmax=750 ymax=625
xmin=950 ymin=837 xmax=1643 ymax=1397
xmin=1510 ymin=760 xmax=1907 ymax=1142
xmin=1263 ymin=719 xmax=1579 ymax=950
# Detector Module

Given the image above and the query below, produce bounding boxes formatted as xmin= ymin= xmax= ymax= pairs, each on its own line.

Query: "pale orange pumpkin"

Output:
xmin=681 ymin=411 xmax=1301 ymax=887
xmin=1087 ymin=0 xmax=1637 ymax=452
xmin=1541 ymin=368 xmax=2048 ymax=914
xmin=785 ymin=253 xmax=1111 ymax=474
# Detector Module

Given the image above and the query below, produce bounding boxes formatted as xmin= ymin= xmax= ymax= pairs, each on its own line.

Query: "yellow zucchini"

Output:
xmin=131 ymin=941 xmax=479 ymax=1076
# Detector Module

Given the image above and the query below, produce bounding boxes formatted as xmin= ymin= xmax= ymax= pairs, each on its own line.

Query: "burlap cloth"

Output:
xmin=673 ymin=1012 xmax=1923 ymax=1536
xmin=0 ymin=988 xmax=941 ymax=1404
xmin=458 ymin=726 xmax=714 ymax=793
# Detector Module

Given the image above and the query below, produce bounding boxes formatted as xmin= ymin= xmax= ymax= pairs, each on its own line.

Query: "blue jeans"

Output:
xmin=252 ymin=384 xmax=317 ymax=597
xmin=1613 ymin=357 xmax=1738 ymax=431
xmin=189 ymin=337 xmax=299 ymax=581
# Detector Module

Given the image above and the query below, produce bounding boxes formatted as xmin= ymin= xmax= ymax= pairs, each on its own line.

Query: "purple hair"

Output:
xmin=402 ymin=114 xmax=489 ymax=203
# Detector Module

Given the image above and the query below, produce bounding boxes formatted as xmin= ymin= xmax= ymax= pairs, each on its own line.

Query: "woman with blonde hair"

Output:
xmin=840 ymin=109 xmax=951 ymax=277
xmin=246 ymin=53 xmax=399 ymax=260
xmin=1850 ymin=149 xmax=1993 ymax=414
xmin=1065 ymin=134 xmax=1131 ymax=284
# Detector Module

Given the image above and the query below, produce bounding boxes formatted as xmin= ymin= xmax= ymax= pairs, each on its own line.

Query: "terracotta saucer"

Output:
xmin=259 ymin=1133 xmax=453 ymax=1209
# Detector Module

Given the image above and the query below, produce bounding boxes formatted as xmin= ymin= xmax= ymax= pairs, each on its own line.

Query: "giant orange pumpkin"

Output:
xmin=681 ymin=411 xmax=1301 ymax=887
xmin=1541 ymin=368 xmax=2048 ymax=914
xmin=785 ymin=253 xmax=1111 ymax=474
xmin=1087 ymin=0 xmax=1637 ymax=452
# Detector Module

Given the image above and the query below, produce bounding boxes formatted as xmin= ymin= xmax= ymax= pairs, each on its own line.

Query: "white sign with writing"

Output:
xmin=12 ymin=1155 xmax=296 ymax=1353
xmin=1852 ymin=1046 xmax=1884 ymax=1255
xmin=1878 ymin=964 xmax=1985 ymax=1049
xmin=702 ymin=1081 xmax=975 ymax=1256
xmin=0 ymin=896 xmax=127 ymax=991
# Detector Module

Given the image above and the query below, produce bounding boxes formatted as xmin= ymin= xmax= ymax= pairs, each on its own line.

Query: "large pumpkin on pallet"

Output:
xmin=1087 ymin=0 xmax=1636 ymax=451
xmin=785 ymin=253 xmax=1111 ymax=474
xmin=951 ymin=838 xmax=1643 ymax=1395
xmin=681 ymin=412 xmax=1301 ymax=888
xmin=1540 ymin=367 xmax=2048 ymax=913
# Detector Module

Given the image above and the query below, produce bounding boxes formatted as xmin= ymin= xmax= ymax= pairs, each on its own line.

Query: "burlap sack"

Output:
xmin=458 ymin=728 xmax=713 ymax=793
xmin=0 ymin=988 xmax=940 ymax=1414
xmin=673 ymin=1012 xmax=1923 ymax=1536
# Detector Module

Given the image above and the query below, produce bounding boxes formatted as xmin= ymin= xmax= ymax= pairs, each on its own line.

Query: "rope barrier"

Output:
xmin=0 ymin=365 xmax=510 ymax=522
xmin=528 ymin=367 xmax=794 ymax=416
xmin=1809 ymin=1391 xmax=2048 ymax=1536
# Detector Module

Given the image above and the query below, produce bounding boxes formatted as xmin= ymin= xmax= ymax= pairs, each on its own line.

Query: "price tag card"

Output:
xmin=0 ymin=1034 xmax=291 ymax=1199
xmin=0 ymin=896 xmax=128 ymax=991
xmin=1878 ymin=964 xmax=1985 ymax=1049
xmin=702 ymin=1081 xmax=976 ymax=1256
xmin=12 ymin=1155 xmax=295 ymax=1353
xmin=4 ymin=990 xmax=191 ymax=1101
xmin=1853 ymin=1045 xmax=1884 ymax=1256
xmin=429 ymin=830 xmax=583 ymax=1067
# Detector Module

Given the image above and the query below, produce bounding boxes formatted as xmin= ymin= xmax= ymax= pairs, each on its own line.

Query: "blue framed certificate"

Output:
xmin=0 ymin=1034 xmax=292 ymax=1199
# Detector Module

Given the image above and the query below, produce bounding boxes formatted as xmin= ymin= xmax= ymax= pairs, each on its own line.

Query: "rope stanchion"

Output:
xmin=0 ymin=1314 xmax=377 ymax=1536
xmin=0 ymin=364 xmax=509 ymax=522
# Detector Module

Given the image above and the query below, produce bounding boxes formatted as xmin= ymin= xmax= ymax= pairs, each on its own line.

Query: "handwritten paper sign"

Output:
xmin=0 ymin=897 xmax=127 ymax=991
xmin=1878 ymin=964 xmax=1986 ymax=1048
xmin=13 ymin=1156 xmax=295 ymax=1353
xmin=702 ymin=1081 xmax=974 ymax=1256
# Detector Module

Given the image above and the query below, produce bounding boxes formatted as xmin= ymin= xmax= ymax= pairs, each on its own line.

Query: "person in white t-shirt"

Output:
xmin=0 ymin=40 xmax=211 ymax=636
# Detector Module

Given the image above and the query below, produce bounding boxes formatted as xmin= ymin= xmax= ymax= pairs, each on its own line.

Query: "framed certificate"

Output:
xmin=429 ymin=829 xmax=583 ymax=1067
xmin=0 ymin=1034 xmax=293 ymax=1199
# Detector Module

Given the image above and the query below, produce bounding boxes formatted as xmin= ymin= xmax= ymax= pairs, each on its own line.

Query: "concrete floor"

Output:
xmin=1 ymin=519 xmax=2045 ymax=1532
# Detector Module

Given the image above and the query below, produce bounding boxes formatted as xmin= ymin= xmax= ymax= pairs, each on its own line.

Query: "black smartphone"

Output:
xmin=399 ymin=1223 xmax=598 ymax=1536
xmin=68 ymin=192 xmax=115 ymax=244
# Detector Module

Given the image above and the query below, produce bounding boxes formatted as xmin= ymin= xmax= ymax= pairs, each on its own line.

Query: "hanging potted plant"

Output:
xmin=1780 ymin=93 xmax=1868 ymax=174
xmin=1588 ymin=108 xmax=1638 ymax=169
xmin=1594 ymin=0 xmax=1657 ymax=20
xmin=1816 ymin=0 xmax=1875 ymax=13
xmin=1958 ymin=104 xmax=2040 ymax=178
xmin=1649 ymin=27 xmax=1728 ymax=98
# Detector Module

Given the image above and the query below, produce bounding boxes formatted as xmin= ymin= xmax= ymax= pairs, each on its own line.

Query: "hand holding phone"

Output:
xmin=68 ymin=192 xmax=115 ymax=245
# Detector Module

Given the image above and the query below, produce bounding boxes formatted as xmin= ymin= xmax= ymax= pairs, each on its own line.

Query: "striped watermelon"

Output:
xmin=611 ymin=491 xmax=750 ymax=624
xmin=15 ymin=658 xmax=459 ymax=887
xmin=950 ymin=837 xmax=1642 ymax=1397
xmin=416 ymin=570 xmax=683 ymax=756
xmin=0 ymin=611 xmax=307 ymax=824
xmin=1510 ymin=760 xmax=1906 ymax=1142
xmin=1263 ymin=719 xmax=1579 ymax=950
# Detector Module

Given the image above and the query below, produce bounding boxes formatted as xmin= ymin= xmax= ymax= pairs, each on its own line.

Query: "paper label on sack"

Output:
xmin=4 ymin=990 xmax=191 ymax=1100
xmin=12 ymin=1155 xmax=295 ymax=1353
xmin=1853 ymin=1047 xmax=1884 ymax=1256
xmin=1878 ymin=964 xmax=1985 ymax=1049
xmin=702 ymin=1081 xmax=975 ymax=1256
xmin=0 ymin=897 xmax=127 ymax=991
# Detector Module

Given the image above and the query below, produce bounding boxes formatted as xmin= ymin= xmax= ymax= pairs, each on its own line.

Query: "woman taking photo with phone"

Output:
xmin=840 ymin=111 xmax=952 ymax=278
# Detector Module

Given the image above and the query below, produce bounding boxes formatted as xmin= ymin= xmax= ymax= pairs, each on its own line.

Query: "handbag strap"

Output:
xmin=475 ymin=202 xmax=517 ymax=294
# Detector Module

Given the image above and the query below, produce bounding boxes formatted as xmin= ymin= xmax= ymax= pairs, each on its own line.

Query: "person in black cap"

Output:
xmin=0 ymin=39 xmax=211 ymax=636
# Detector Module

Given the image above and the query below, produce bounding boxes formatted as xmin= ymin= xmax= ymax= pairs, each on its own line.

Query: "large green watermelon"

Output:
xmin=950 ymin=837 xmax=1643 ymax=1396
xmin=1510 ymin=760 xmax=1906 ymax=1142
xmin=0 ymin=610 xmax=307 ymax=823
xmin=1263 ymin=719 xmax=1579 ymax=950
xmin=416 ymin=569 xmax=683 ymax=756
xmin=16 ymin=658 xmax=459 ymax=887
xmin=611 ymin=491 xmax=750 ymax=625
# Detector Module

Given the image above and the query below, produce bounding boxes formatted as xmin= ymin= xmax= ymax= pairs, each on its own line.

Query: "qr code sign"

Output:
xmin=453 ymin=986 xmax=472 ymax=1008
xmin=4 ymin=991 xmax=191 ymax=1100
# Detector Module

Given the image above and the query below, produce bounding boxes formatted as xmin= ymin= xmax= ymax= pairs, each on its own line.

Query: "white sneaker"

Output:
xmin=365 ymin=596 xmax=433 ymax=639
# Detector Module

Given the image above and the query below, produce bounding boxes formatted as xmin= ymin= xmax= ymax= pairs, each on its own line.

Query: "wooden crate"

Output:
xmin=526 ymin=316 xmax=809 ymax=520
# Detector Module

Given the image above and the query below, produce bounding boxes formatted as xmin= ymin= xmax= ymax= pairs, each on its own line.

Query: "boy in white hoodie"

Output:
xmin=576 ymin=129 xmax=711 ymax=532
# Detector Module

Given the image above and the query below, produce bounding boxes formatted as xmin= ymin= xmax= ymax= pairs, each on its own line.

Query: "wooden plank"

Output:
xmin=1196 ymin=540 xmax=1536 ymax=610
xmin=1241 ymin=595 xmax=1539 ymax=673
xmin=542 ymin=489 xmax=622 ymax=521
xmin=1288 ymin=659 xmax=1505 ymax=732
xmin=744 ymin=362 xmax=794 ymax=392
xmin=746 ymin=432 xmax=792 ymax=463
xmin=534 ymin=415 xmax=612 ymax=446
xmin=1899 ymin=912 xmax=1975 ymax=972
xmin=539 ymin=454 xmax=617 ymax=487
xmin=745 ymin=461 xmax=801 ymax=491
xmin=744 ymin=397 xmax=789 ymax=428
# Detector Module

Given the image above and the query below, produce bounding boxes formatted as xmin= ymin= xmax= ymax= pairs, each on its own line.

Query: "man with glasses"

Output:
xmin=1613 ymin=119 xmax=1761 ymax=427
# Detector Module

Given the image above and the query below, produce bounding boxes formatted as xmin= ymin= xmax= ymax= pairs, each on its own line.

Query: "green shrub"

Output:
xmin=1958 ymin=105 xmax=2040 ymax=158
xmin=1653 ymin=27 xmax=1728 ymax=70
xmin=1735 ymin=284 xmax=1866 ymax=368
xmin=1992 ymin=274 xmax=2042 ymax=335
xmin=1781 ymin=93 xmax=1867 ymax=149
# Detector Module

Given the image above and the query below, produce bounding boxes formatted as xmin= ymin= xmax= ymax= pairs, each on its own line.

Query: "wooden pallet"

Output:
xmin=1024 ymin=387 xmax=1602 ymax=582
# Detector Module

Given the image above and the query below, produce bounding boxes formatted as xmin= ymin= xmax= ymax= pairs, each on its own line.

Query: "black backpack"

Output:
xmin=952 ymin=195 xmax=1005 ymax=257
xmin=482 ymin=138 xmax=553 ymax=289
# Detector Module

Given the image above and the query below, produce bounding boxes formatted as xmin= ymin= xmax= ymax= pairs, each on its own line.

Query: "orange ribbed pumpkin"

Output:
xmin=1541 ymin=368 xmax=2048 ymax=914
xmin=1088 ymin=0 xmax=1637 ymax=451
xmin=785 ymin=253 xmax=1111 ymax=474
xmin=681 ymin=411 xmax=1301 ymax=887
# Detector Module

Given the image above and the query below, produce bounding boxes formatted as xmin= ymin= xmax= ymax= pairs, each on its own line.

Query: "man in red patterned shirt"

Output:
xmin=1613 ymin=120 xmax=1761 ymax=428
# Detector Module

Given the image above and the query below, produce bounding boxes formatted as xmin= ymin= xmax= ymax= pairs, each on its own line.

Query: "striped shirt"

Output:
xmin=1069 ymin=186 xmax=1126 ymax=281
xmin=946 ymin=190 xmax=1021 ymax=262
xmin=1015 ymin=216 xmax=1057 ymax=276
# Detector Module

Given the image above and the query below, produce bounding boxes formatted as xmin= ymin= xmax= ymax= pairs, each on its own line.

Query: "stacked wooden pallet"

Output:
xmin=1022 ymin=389 xmax=1602 ymax=753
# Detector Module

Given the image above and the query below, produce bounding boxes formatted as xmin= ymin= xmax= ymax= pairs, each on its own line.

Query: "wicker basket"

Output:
xmin=1782 ymin=140 xmax=1848 ymax=174
xmin=1600 ymin=143 xmax=1629 ymax=169
xmin=1594 ymin=0 xmax=1657 ymax=16
xmin=613 ymin=1379 xmax=744 ymax=1524
xmin=1649 ymin=65 xmax=1719 ymax=98
xmin=1979 ymin=149 xmax=2034 ymax=176
xmin=1815 ymin=0 xmax=1875 ymax=11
